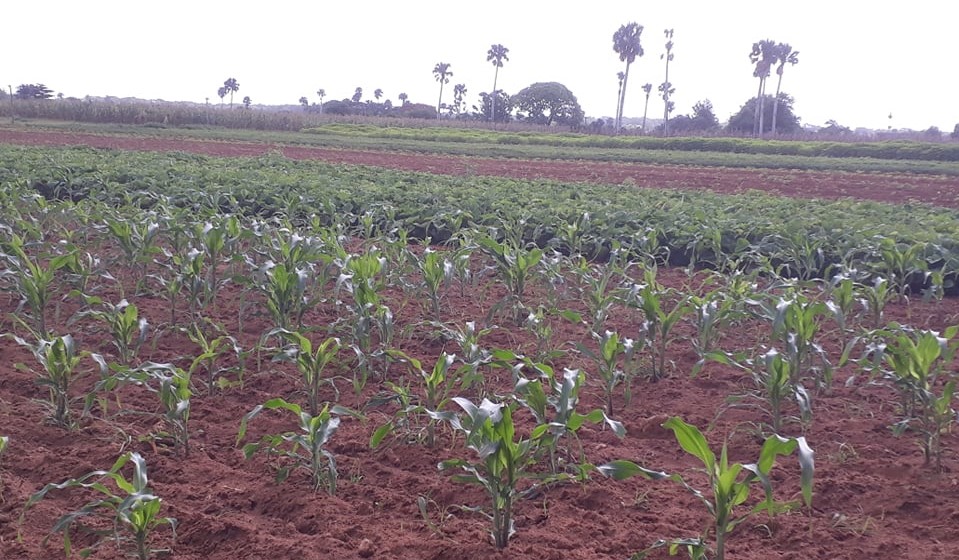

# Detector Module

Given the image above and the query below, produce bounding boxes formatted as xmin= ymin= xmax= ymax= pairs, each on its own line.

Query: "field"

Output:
xmin=1 ymin=124 xmax=959 ymax=560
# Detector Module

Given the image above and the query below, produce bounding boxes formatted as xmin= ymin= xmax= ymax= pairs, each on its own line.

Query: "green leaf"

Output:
xmin=596 ymin=460 xmax=670 ymax=481
xmin=663 ymin=417 xmax=715 ymax=472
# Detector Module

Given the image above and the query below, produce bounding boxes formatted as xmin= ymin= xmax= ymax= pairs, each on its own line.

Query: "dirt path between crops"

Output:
xmin=2 ymin=128 xmax=959 ymax=208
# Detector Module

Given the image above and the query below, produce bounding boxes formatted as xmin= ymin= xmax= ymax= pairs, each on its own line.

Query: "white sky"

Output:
xmin=6 ymin=1 xmax=958 ymax=131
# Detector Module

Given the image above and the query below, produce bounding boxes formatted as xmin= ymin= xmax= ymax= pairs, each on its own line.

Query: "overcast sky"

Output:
xmin=7 ymin=1 xmax=957 ymax=131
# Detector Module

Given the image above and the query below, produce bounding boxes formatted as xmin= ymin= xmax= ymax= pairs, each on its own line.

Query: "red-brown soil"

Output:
xmin=2 ymin=130 xmax=959 ymax=559
xmin=1 ymin=253 xmax=958 ymax=560
xmin=1 ymin=128 xmax=959 ymax=208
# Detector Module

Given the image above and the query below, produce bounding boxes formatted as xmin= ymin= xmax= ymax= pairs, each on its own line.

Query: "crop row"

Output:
xmin=2 ymin=144 xmax=958 ymax=292
xmin=306 ymin=122 xmax=959 ymax=162
xmin=0 ymin=156 xmax=956 ymax=557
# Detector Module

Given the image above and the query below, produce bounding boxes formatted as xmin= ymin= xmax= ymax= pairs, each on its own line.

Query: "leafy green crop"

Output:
xmin=600 ymin=417 xmax=814 ymax=560
xmin=237 ymin=398 xmax=359 ymax=494
xmin=438 ymin=397 xmax=565 ymax=549
xmin=23 ymin=452 xmax=176 ymax=560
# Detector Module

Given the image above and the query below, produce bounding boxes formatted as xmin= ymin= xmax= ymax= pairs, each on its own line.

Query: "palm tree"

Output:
xmin=486 ymin=44 xmax=510 ymax=123
xmin=217 ymin=86 xmax=227 ymax=106
xmin=661 ymin=29 xmax=675 ymax=136
xmin=433 ymin=62 xmax=453 ymax=117
xmin=452 ymin=83 xmax=467 ymax=116
xmin=616 ymin=72 xmax=625 ymax=125
xmin=223 ymin=78 xmax=240 ymax=108
xmin=770 ymin=43 xmax=799 ymax=135
xmin=641 ymin=83 xmax=653 ymax=131
xmin=352 ymin=87 xmax=363 ymax=103
xmin=243 ymin=96 xmax=252 ymax=109
xmin=299 ymin=96 xmax=309 ymax=110
xmin=398 ymin=92 xmax=408 ymax=106
xmin=612 ymin=22 xmax=644 ymax=131
xmin=316 ymin=89 xmax=326 ymax=114
xmin=374 ymin=88 xmax=383 ymax=101
xmin=749 ymin=40 xmax=776 ymax=135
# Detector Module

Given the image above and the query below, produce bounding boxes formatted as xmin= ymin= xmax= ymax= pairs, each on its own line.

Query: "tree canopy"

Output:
xmin=665 ymin=99 xmax=719 ymax=134
xmin=727 ymin=93 xmax=800 ymax=134
xmin=16 ymin=84 xmax=54 ymax=99
xmin=511 ymin=82 xmax=584 ymax=127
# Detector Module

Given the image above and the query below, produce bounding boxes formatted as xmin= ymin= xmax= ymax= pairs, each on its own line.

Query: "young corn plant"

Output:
xmin=269 ymin=329 xmax=341 ymax=416
xmin=477 ymin=235 xmax=543 ymax=325
xmin=336 ymin=252 xmax=389 ymax=391
xmin=875 ymin=237 xmax=928 ymax=297
xmin=22 ymin=452 xmax=176 ymax=560
xmin=624 ymin=268 xmax=691 ymax=380
xmin=862 ymin=325 xmax=958 ymax=470
xmin=370 ymin=352 xmax=477 ymax=448
xmin=753 ymin=290 xmax=834 ymax=392
xmin=600 ymin=417 xmax=814 ymax=560
xmin=513 ymin=365 xmax=625 ymax=475
xmin=104 ymin=216 xmax=160 ymax=294
xmin=1 ymin=233 xmax=77 ymax=338
xmin=187 ymin=320 xmax=244 ymax=394
xmin=11 ymin=334 xmax=95 ymax=428
xmin=688 ymin=287 xmax=744 ymax=361
xmin=237 ymin=398 xmax=358 ymax=495
xmin=825 ymin=269 xmax=865 ymax=336
xmin=260 ymin=262 xmax=312 ymax=331
xmin=704 ymin=349 xmax=813 ymax=433
xmin=438 ymin=397 xmax=561 ymax=549
xmin=857 ymin=276 xmax=897 ymax=329
xmin=575 ymin=256 xmax=626 ymax=333
xmin=70 ymin=295 xmax=148 ymax=366
xmin=412 ymin=248 xmax=453 ymax=321
xmin=93 ymin=362 xmax=193 ymax=455
xmin=195 ymin=216 xmax=241 ymax=306
xmin=576 ymin=330 xmax=639 ymax=415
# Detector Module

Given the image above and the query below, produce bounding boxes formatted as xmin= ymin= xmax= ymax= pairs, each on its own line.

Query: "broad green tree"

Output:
xmin=727 ymin=93 xmax=800 ymax=134
xmin=15 ymin=84 xmax=54 ymax=99
xmin=486 ymin=44 xmax=510 ymax=123
xmin=223 ymin=78 xmax=240 ymax=108
xmin=771 ymin=43 xmax=799 ymax=135
xmin=749 ymin=40 xmax=776 ymax=135
xmin=612 ymin=22 xmax=644 ymax=131
xmin=433 ymin=62 xmax=453 ymax=117
xmin=511 ymin=82 xmax=584 ymax=127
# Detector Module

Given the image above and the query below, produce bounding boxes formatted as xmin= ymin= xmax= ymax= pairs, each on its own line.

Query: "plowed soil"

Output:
xmin=1 ymin=130 xmax=958 ymax=559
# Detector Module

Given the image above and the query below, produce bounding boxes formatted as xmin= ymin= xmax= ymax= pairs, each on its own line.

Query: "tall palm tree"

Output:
xmin=433 ymin=62 xmax=453 ymax=117
xmin=771 ymin=43 xmax=799 ymax=135
xmin=374 ymin=88 xmax=383 ymax=100
xmin=398 ymin=92 xmax=408 ymax=106
xmin=612 ymin=22 xmax=644 ymax=131
xmin=316 ymin=88 xmax=326 ymax=114
xmin=661 ymin=29 xmax=675 ymax=136
xmin=616 ymin=72 xmax=625 ymax=125
xmin=486 ymin=44 xmax=509 ymax=123
xmin=641 ymin=83 xmax=653 ymax=131
xmin=223 ymin=78 xmax=240 ymax=108
xmin=217 ymin=86 xmax=227 ymax=106
xmin=749 ymin=40 xmax=776 ymax=135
